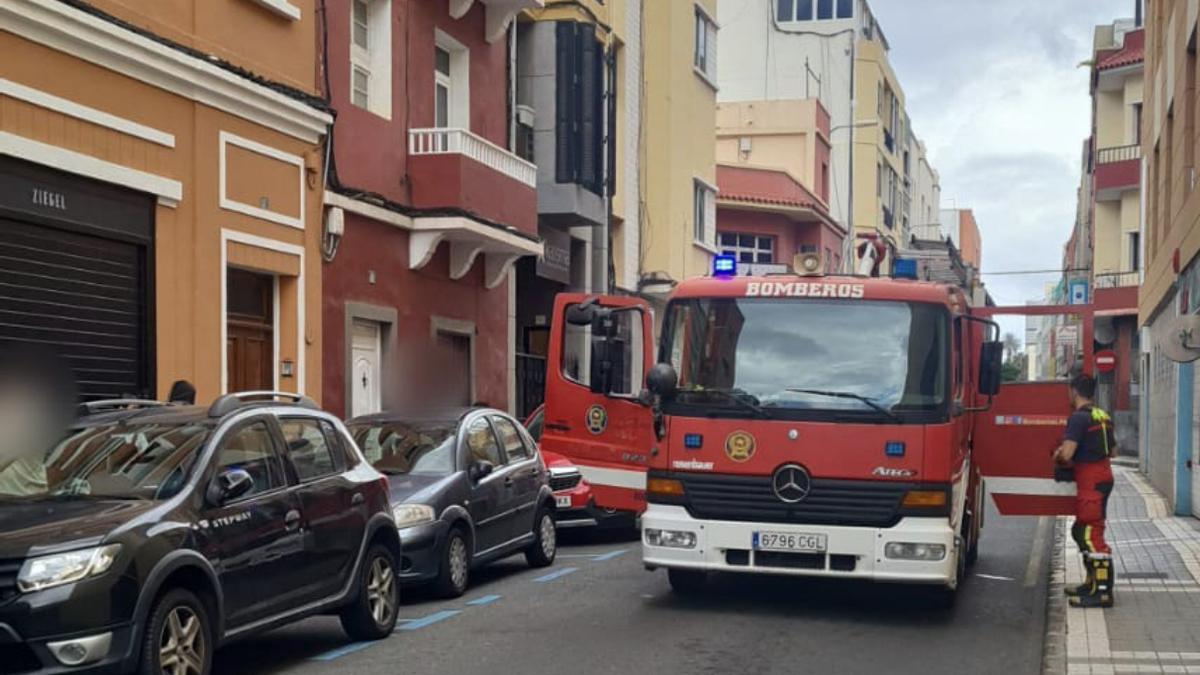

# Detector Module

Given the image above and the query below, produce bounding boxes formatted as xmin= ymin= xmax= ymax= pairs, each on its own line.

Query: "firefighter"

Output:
xmin=1052 ymin=373 xmax=1116 ymax=608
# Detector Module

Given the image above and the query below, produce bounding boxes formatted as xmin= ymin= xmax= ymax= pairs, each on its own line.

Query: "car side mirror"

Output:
xmin=207 ymin=467 xmax=254 ymax=505
xmin=978 ymin=341 xmax=1004 ymax=396
xmin=468 ymin=460 xmax=495 ymax=482
xmin=646 ymin=363 xmax=678 ymax=398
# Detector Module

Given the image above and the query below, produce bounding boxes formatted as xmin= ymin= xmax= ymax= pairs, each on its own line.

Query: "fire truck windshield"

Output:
xmin=661 ymin=298 xmax=949 ymax=423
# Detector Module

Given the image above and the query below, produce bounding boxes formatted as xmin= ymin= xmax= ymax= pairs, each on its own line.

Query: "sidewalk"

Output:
xmin=1045 ymin=465 xmax=1200 ymax=674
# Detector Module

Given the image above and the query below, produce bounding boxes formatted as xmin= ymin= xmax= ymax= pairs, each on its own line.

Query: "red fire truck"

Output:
xmin=539 ymin=257 xmax=1088 ymax=602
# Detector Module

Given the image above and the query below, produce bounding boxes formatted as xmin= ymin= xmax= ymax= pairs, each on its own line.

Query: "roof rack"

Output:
xmin=208 ymin=391 xmax=320 ymax=418
xmin=77 ymin=399 xmax=166 ymax=417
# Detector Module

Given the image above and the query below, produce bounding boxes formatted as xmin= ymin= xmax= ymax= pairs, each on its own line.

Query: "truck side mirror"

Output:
xmin=978 ymin=341 xmax=1004 ymax=396
xmin=565 ymin=300 xmax=599 ymax=326
xmin=646 ymin=363 xmax=678 ymax=398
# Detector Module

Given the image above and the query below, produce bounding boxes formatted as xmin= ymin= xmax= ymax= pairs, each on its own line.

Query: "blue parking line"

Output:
xmin=591 ymin=549 xmax=628 ymax=562
xmin=466 ymin=594 xmax=501 ymax=606
xmin=310 ymin=641 xmax=376 ymax=661
xmin=396 ymin=610 xmax=461 ymax=631
xmin=534 ymin=566 xmax=578 ymax=582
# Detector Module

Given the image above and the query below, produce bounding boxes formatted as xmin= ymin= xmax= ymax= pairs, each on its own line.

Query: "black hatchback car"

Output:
xmin=0 ymin=393 xmax=400 ymax=675
xmin=348 ymin=408 xmax=557 ymax=598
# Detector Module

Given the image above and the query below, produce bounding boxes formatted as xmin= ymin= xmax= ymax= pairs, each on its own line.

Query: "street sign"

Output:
xmin=1068 ymin=279 xmax=1089 ymax=305
xmin=1095 ymin=349 xmax=1117 ymax=373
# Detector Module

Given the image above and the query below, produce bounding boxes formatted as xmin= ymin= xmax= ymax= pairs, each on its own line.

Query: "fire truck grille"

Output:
xmin=679 ymin=474 xmax=912 ymax=528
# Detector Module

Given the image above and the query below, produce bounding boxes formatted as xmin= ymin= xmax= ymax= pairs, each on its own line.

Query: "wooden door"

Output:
xmin=226 ymin=269 xmax=274 ymax=393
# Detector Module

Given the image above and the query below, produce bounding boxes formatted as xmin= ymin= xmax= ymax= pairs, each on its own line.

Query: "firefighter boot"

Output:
xmin=1064 ymin=555 xmax=1094 ymax=598
xmin=1069 ymin=557 xmax=1114 ymax=608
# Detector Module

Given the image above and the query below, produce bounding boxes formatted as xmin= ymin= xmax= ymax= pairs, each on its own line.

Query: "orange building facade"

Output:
xmin=0 ymin=0 xmax=330 ymax=402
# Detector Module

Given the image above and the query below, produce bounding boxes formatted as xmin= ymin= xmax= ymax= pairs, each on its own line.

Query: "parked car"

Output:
xmin=347 ymin=407 xmax=557 ymax=598
xmin=524 ymin=405 xmax=636 ymax=530
xmin=0 ymin=392 xmax=400 ymax=675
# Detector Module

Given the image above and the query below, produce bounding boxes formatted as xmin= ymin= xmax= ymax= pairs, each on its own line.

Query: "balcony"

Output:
xmin=1094 ymin=144 xmax=1141 ymax=198
xmin=408 ymin=128 xmax=537 ymax=236
xmin=1093 ymin=270 xmax=1139 ymax=314
xmin=449 ymin=0 xmax=544 ymax=43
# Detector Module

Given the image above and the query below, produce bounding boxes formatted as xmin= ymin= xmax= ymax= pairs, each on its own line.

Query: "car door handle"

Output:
xmin=504 ymin=476 xmax=515 ymax=487
xmin=351 ymin=493 xmax=365 ymax=506
xmin=284 ymin=509 xmax=301 ymax=532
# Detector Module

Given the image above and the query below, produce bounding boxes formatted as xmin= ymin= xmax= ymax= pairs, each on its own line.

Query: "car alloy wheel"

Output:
xmin=448 ymin=535 xmax=469 ymax=592
xmin=159 ymin=606 xmax=205 ymax=675
xmin=366 ymin=556 xmax=397 ymax=628
xmin=539 ymin=513 xmax=556 ymax=559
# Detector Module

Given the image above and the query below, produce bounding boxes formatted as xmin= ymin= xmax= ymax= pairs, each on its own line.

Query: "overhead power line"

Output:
xmin=979 ymin=268 xmax=1091 ymax=276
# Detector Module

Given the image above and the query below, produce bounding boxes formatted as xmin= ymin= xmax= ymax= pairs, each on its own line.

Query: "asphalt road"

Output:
xmin=214 ymin=503 xmax=1054 ymax=675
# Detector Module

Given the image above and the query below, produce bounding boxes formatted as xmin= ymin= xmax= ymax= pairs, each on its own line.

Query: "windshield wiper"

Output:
xmin=785 ymin=388 xmax=903 ymax=424
xmin=678 ymin=389 xmax=770 ymax=419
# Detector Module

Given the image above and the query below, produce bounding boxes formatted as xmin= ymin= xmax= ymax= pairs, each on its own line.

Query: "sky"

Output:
xmin=870 ymin=0 xmax=1135 ymax=341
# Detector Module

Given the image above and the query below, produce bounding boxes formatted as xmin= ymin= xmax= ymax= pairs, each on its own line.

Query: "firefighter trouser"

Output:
xmin=1070 ymin=460 xmax=1114 ymax=557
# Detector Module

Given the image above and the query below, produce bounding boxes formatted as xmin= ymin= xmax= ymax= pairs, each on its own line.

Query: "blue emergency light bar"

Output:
xmin=713 ymin=254 xmax=737 ymax=277
xmin=893 ymin=258 xmax=918 ymax=280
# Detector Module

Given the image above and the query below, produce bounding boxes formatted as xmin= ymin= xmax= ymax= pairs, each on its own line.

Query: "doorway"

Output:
xmin=226 ymin=268 xmax=274 ymax=392
xmin=436 ymin=329 xmax=473 ymax=406
xmin=351 ymin=319 xmax=383 ymax=418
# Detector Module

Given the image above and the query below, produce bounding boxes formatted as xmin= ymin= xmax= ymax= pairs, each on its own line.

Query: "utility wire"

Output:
xmin=980 ymin=268 xmax=1092 ymax=276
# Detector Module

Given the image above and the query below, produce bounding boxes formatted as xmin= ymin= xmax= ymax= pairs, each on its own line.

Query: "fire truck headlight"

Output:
xmin=884 ymin=542 xmax=947 ymax=561
xmin=645 ymin=528 xmax=697 ymax=549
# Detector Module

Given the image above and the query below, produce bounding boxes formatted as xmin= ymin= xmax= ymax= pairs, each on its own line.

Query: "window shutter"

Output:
xmin=579 ymin=25 xmax=601 ymax=193
xmin=705 ymin=185 xmax=717 ymax=246
xmin=606 ymin=49 xmax=618 ymax=196
xmin=555 ymin=22 xmax=577 ymax=184
xmin=705 ymin=18 xmax=718 ymax=79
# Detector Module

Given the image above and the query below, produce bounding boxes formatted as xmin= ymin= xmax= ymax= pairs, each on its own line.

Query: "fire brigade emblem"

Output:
xmin=724 ymin=431 xmax=756 ymax=462
xmin=585 ymin=405 xmax=608 ymax=435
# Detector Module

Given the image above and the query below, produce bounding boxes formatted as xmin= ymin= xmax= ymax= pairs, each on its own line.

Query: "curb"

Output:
xmin=1042 ymin=517 xmax=1068 ymax=675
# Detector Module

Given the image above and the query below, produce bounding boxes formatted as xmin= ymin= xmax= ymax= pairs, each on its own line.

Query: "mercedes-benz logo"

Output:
xmin=772 ymin=464 xmax=812 ymax=503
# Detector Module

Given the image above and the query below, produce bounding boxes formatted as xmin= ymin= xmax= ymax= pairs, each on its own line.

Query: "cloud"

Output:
xmin=869 ymin=0 xmax=1132 ymax=339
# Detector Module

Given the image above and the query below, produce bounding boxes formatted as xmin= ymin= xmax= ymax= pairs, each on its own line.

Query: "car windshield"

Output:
xmin=661 ymin=297 xmax=949 ymax=422
xmin=350 ymin=421 xmax=457 ymax=476
xmin=0 ymin=422 xmax=210 ymax=501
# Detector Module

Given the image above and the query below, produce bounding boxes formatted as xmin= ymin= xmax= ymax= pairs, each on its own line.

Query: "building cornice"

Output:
xmin=0 ymin=0 xmax=333 ymax=143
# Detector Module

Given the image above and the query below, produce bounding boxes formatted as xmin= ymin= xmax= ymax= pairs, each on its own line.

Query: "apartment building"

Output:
xmin=320 ymin=0 xmax=542 ymax=417
xmin=1140 ymin=0 xmax=1200 ymax=516
xmin=0 ymin=0 xmax=331 ymax=402
xmin=718 ymin=0 xmax=934 ymax=274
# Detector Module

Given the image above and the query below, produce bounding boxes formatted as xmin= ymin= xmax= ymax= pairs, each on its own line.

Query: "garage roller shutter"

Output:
xmin=0 ymin=218 xmax=149 ymax=400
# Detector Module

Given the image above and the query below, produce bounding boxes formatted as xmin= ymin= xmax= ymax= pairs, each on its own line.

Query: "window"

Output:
xmin=280 ymin=418 xmax=338 ymax=481
xmin=349 ymin=0 xmax=391 ymax=118
xmin=464 ymin=417 xmax=502 ymax=466
xmin=780 ymin=0 xmax=848 ymax=21
xmin=349 ymin=420 xmax=457 ymax=475
xmin=693 ymin=179 xmax=715 ymax=246
xmin=435 ymin=46 xmax=451 ymax=128
xmin=214 ymin=421 xmax=281 ymax=500
xmin=694 ymin=6 xmax=717 ymax=83
xmin=1129 ymin=231 xmax=1141 ymax=272
xmin=561 ymin=306 xmax=646 ymax=397
xmin=555 ymin=22 xmax=605 ymax=194
xmin=491 ymin=417 xmax=530 ymax=464
xmin=720 ymin=233 xmax=774 ymax=263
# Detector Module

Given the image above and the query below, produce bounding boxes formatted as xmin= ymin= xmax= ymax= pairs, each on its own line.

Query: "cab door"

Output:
xmin=971 ymin=305 xmax=1094 ymax=515
xmin=542 ymin=294 xmax=655 ymax=513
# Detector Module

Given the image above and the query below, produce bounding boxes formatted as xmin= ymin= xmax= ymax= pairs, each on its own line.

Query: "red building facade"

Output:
xmin=321 ymin=0 xmax=541 ymax=417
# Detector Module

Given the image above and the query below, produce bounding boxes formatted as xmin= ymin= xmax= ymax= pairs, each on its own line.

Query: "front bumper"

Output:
xmin=397 ymin=520 xmax=450 ymax=583
xmin=641 ymin=504 xmax=956 ymax=586
xmin=0 ymin=621 xmax=136 ymax=674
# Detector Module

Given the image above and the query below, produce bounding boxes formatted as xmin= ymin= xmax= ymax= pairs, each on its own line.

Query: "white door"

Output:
xmin=351 ymin=320 xmax=382 ymax=418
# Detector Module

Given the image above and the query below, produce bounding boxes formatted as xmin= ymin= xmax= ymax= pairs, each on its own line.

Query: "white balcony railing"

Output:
xmin=1096 ymin=144 xmax=1141 ymax=164
xmin=1094 ymin=271 xmax=1140 ymax=288
xmin=409 ymin=128 xmax=537 ymax=188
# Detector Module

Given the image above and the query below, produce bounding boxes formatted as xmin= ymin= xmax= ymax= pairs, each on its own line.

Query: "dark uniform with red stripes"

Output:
xmin=1063 ymin=405 xmax=1116 ymax=607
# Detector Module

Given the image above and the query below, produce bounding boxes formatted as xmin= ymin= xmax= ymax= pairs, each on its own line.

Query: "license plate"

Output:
xmin=752 ymin=531 xmax=827 ymax=553
xmin=555 ymin=495 xmax=573 ymax=509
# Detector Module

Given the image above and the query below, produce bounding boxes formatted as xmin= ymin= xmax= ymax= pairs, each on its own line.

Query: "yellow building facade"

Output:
xmin=852 ymin=37 xmax=909 ymax=259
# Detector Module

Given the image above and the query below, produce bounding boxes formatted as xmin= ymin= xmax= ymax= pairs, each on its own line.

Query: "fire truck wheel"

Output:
xmin=667 ymin=568 xmax=707 ymax=594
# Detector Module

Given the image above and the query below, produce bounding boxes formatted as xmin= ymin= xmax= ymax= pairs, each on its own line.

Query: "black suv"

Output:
xmin=0 ymin=393 xmax=401 ymax=675
xmin=348 ymin=408 xmax=557 ymax=597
